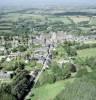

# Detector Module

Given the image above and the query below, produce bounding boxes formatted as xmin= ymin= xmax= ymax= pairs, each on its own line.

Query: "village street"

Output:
xmin=25 ymin=42 xmax=54 ymax=100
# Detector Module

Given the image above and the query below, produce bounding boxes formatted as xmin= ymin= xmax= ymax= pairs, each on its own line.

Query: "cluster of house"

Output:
xmin=0 ymin=31 xmax=96 ymax=80
xmin=55 ymin=31 xmax=96 ymax=43
xmin=30 ymin=31 xmax=96 ymax=45
xmin=0 ymin=71 xmax=15 ymax=79
xmin=0 ymin=32 xmax=95 ymax=60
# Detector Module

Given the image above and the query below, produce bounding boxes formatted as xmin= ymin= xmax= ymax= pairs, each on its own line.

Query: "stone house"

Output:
xmin=0 ymin=71 xmax=15 ymax=79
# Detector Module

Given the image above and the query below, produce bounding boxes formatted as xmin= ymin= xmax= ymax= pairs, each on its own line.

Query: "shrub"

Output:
xmin=38 ymin=70 xmax=56 ymax=86
xmin=76 ymin=68 xmax=88 ymax=77
xmin=0 ymin=93 xmax=16 ymax=100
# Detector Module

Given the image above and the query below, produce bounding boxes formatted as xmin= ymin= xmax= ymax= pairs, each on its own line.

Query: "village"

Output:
xmin=0 ymin=31 xmax=96 ymax=80
xmin=0 ymin=0 xmax=96 ymax=100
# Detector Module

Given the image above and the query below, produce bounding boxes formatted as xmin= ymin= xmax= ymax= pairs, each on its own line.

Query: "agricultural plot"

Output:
xmin=84 ymin=40 xmax=96 ymax=44
xmin=0 ymin=13 xmax=29 ymax=35
xmin=0 ymin=14 xmax=16 ymax=34
xmin=1 ymin=13 xmax=45 ymax=22
xmin=77 ymin=48 xmax=96 ymax=58
xmin=78 ymin=27 xmax=90 ymax=33
xmin=1 ymin=16 xmax=19 ymax=22
xmin=0 ymin=12 xmax=47 ymax=35
xmin=0 ymin=26 xmax=12 ymax=29
xmin=70 ymin=16 xmax=90 ymax=24
xmin=48 ymin=16 xmax=73 ymax=25
xmin=89 ymin=17 xmax=96 ymax=25
xmin=0 ymin=25 xmax=13 ymax=34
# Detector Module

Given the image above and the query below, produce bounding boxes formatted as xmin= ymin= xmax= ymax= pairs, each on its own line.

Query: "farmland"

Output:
xmin=89 ymin=17 xmax=96 ymax=25
xmin=77 ymin=47 xmax=96 ymax=58
xmin=0 ymin=9 xmax=96 ymax=36
xmin=48 ymin=16 xmax=73 ymax=25
xmin=69 ymin=16 xmax=90 ymax=24
xmin=0 ymin=6 xmax=96 ymax=100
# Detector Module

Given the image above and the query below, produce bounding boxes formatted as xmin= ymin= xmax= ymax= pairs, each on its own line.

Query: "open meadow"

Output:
xmin=77 ymin=47 xmax=96 ymax=58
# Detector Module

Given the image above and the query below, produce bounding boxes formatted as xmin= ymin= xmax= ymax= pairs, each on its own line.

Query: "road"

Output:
xmin=34 ymin=45 xmax=52 ymax=86
xmin=24 ymin=44 xmax=53 ymax=100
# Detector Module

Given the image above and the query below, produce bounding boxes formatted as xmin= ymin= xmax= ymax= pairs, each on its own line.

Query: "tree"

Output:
xmin=62 ymin=63 xmax=71 ymax=79
xmin=65 ymin=45 xmax=77 ymax=56
xmin=12 ymin=70 xmax=30 ymax=99
xmin=38 ymin=70 xmax=56 ymax=86
xmin=76 ymin=68 xmax=88 ymax=77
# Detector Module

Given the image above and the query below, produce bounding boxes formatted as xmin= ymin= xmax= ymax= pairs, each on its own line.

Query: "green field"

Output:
xmin=89 ymin=17 xmax=96 ymax=25
xmin=48 ymin=16 xmax=73 ymax=25
xmin=54 ymin=76 xmax=96 ymax=100
xmin=30 ymin=79 xmax=75 ymax=100
xmin=84 ymin=40 xmax=96 ymax=44
xmin=0 ymin=11 xmax=95 ymax=36
xmin=70 ymin=16 xmax=90 ymax=24
xmin=77 ymin=48 xmax=96 ymax=58
xmin=79 ymin=27 xmax=90 ymax=33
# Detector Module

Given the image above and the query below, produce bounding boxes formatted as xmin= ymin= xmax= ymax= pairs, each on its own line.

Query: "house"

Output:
xmin=8 ymin=52 xmax=21 ymax=59
xmin=0 ymin=71 xmax=15 ymax=79
xmin=32 ymin=54 xmax=46 ymax=64
xmin=0 ymin=46 xmax=7 ymax=55
xmin=6 ymin=57 xmax=11 ymax=62
xmin=29 ymin=69 xmax=40 ymax=82
xmin=0 ymin=56 xmax=6 ymax=61
xmin=0 ymin=46 xmax=5 ymax=51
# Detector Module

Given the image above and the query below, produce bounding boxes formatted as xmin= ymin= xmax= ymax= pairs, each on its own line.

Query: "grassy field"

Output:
xmin=54 ymin=76 xmax=96 ymax=100
xmin=79 ymin=27 xmax=90 ymax=33
xmin=84 ymin=40 xmax=96 ymax=44
xmin=77 ymin=48 xmax=96 ymax=58
xmin=70 ymin=16 xmax=90 ymax=23
xmin=0 ymin=13 xmax=46 ymax=35
xmin=89 ymin=17 xmax=96 ymax=25
xmin=30 ymin=79 xmax=75 ymax=100
xmin=48 ymin=16 xmax=73 ymax=25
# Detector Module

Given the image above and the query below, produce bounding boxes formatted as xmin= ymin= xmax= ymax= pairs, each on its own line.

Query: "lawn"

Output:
xmin=77 ymin=48 xmax=96 ymax=58
xmin=30 ymin=79 xmax=75 ymax=100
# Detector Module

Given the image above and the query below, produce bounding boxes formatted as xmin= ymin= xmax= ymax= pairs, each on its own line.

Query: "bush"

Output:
xmin=18 ymin=45 xmax=27 ymax=52
xmin=0 ymin=93 xmax=16 ymax=100
xmin=12 ymin=45 xmax=27 ymax=52
xmin=76 ymin=43 xmax=96 ymax=50
xmin=76 ymin=68 xmax=88 ymax=77
xmin=62 ymin=63 xmax=71 ymax=79
xmin=50 ymin=62 xmax=71 ymax=80
xmin=38 ymin=70 xmax=56 ymax=86
xmin=12 ymin=70 xmax=30 ymax=99
xmin=85 ymin=57 xmax=96 ymax=70
xmin=1 ymin=60 xmax=18 ymax=71
xmin=0 ymin=83 xmax=16 ymax=100
xmin=82 ymin=71 xmax=96 ymax=82
xmin=64 ymin=45 xmax=77 ymax=56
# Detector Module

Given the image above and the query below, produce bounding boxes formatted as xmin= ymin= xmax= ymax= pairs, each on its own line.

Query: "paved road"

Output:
xmin=34 ymin=44 xmax=52 ymax=86
xmin=25 ymin=44 xmax=53 ymax=100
